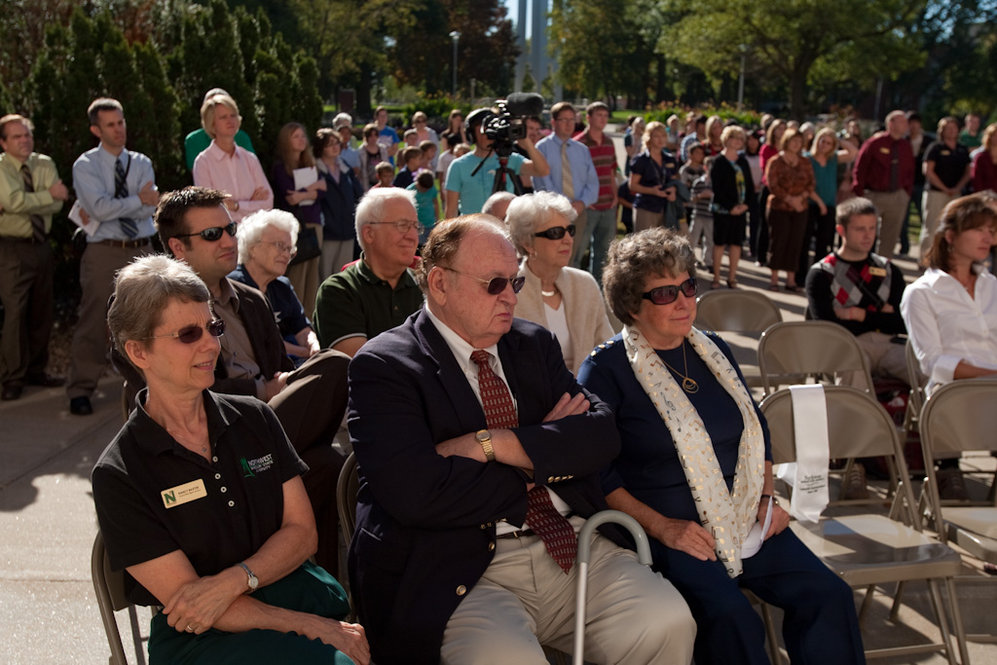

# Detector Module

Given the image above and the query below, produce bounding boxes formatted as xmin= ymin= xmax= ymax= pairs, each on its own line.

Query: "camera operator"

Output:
xmin=444 ymin=107 xmax=549 ymax=218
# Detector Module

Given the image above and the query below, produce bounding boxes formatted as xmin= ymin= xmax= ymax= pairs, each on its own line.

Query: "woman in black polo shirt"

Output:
xmin=920 ymin=116 xmax=972 ymax=261
xmin=92 ymin=255 xmax=368 ymax=665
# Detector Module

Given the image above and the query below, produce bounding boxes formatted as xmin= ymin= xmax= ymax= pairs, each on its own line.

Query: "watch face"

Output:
xmin=476 ymin=430 xmax=489 ymax=443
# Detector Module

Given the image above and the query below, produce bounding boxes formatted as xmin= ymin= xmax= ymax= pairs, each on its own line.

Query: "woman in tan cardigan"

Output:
xmin=506 ymin=191 xmax=614 ymax=373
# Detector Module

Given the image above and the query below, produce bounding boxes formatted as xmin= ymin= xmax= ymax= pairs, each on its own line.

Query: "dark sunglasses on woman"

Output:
xmin=642 ymin=278 xmax=697 ymax=305
xmin=175 ymin=222 xmax=238 ymax=242
xmin=534 ymin=224 xmax=576 ymax=240
xmin=145 ymin=319 xmax=226 ymax=344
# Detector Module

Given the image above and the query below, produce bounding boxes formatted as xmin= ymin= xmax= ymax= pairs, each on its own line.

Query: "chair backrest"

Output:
xmin=904 ymin=338 xmax=925 ymax=422
xmin=337 ymin=452 xmax=360 ymax=544
xmin=757 ymin=320 xmax=874 ymax=395
xmin=91 ymin=531 xmax=131 ymax=665
xmin=918 ymin=379 xmax=997 ymax=541
xmin=694 ymin=290 xmax=783 ymax=332
xmin=918 ymin=378 xmax=997 ymax=460
xmin=760 ymin=385 xmax=917 ymax=515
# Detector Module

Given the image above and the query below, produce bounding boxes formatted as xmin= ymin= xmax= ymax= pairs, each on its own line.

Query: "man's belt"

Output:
xmin=95 ymin=237 xmax=152 ymax=249
xmin=0 ymin=235 xmax=45 ymax=244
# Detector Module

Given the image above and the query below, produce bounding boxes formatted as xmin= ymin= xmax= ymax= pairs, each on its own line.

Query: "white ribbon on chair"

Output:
xmin=784 ymin=384 xmax=830 ymax=523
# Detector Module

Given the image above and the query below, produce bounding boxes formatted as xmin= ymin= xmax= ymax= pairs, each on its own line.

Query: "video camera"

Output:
xmin=482 ymin=92 xmax=545 ymax=157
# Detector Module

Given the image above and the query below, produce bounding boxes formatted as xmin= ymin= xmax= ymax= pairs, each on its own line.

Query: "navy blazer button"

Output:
xmin=488 ymin=542 xmax=495 ymax=551
xmin=456 ymin=585 xmax=467 ymax=596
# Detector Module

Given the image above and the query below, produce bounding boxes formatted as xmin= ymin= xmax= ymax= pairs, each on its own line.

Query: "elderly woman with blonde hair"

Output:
xmin=191 ymin=93 xmax=272 ymax=221
xmin=508 ymin=191 xmax=614 ymax=373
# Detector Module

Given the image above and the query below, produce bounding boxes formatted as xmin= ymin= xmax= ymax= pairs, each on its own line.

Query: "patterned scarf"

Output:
xmin=622 ymin=325 xmax=765 ymax=577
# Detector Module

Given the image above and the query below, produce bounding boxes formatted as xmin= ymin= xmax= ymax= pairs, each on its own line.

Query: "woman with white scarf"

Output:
xmin=578 ymin=228 xmax=864 ymax=665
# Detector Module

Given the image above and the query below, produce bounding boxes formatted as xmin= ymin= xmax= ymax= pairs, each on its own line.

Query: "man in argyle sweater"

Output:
xmin=805 ymin=196 xmax=909 ymax=382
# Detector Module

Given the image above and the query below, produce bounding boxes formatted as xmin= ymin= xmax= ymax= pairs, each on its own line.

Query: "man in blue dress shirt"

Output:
xmin=68 ymin=98 xmax=159 ymax=415
xmin=532 ymin=102 xmax=599 ymax=268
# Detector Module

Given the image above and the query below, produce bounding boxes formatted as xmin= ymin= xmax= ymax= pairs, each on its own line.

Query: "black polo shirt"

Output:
xmin=92 ymin=390 xmax=307 ymax=606
xmin=924 ymin=141 xmax=971 ymax=190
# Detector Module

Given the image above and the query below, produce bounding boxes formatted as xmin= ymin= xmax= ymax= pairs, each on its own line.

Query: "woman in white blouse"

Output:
xmin=901 ymin=192 xmax=997 ymax=394
xmin=507 ymin=192 xmax=614 ymax=374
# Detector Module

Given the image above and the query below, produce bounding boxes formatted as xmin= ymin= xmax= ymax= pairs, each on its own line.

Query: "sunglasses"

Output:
xmin=444 ymin=268 xmax=526 ymax=295
xmin=146 ymin=319 xmax=226 ymax=344
xmin=534 ymin=225 xmax=576 ymax=240
xmin=175 ymin=222 xmax=238 ymax=242
xmin=642 ymin=278 xmax=697 ymax=305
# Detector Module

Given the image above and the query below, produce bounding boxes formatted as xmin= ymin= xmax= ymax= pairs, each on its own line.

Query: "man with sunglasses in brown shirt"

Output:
xmin=146 ymin=186 xmax=351 ymax=577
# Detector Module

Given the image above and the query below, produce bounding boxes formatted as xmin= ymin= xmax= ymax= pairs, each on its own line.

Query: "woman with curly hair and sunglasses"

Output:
xmin=93 ymin=254 xmax=369 ymax=665
xmin=507 ymin=191 xmax=613 ymax=374
xmin=578 ymin=228 xmax=865 ymax=665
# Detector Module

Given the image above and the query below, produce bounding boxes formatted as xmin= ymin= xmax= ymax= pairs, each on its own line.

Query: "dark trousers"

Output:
xmin=654 ymin=528 xmax=866 ymax=665
xmin=796 ymin=203 xmax=836 ymax=284
xmin=0 ymin=240 xmax=54 ymax=386
xmin=270 ymin=348 xmax=351 ymax=577
xmin=754 ymin=187 xmax=770 ymax=263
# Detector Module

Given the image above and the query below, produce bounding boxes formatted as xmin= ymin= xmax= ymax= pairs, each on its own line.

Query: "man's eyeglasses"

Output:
xmin=534 ymin=225 xmax=576 ymax=241
xmin=641 ymin=278 xmax=697 ymax=305
xmin=175 ymin=222 xmax=237 ymax=242
xmin=443 ymin=268 xmax=525 ymax=295
xmin=260 ymin=240 xmax=297 ymax=257
xmin=145 ymin=319 xmax=226 ymax=344
xmin=368 ymin=220 xmax=420 ymax=233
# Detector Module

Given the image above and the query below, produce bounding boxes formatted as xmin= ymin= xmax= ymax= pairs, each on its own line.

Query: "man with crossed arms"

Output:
xmin=347 ymin=214 xmax=694 ymax=665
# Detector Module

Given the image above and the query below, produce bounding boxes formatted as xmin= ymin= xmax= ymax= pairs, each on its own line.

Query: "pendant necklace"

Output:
xmin=661 ymin=341 xmax=699 ymax=394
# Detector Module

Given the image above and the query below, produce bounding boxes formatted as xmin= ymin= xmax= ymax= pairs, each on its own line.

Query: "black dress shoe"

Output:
xmin=2 ymin=384 xmax=23 ymax=401
xmin=69 ymin=396 xmax=93 ymax=415
xmin=26 ymin=372 xmax=65 ymax=387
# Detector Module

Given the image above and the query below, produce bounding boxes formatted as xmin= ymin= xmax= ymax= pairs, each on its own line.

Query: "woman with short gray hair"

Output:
xmin=508 ymin=191 xmax=613 ymax=374
xmin=95 ymin=254 xmax=369 ymax=665
xmin=229 ymin=209 xmax=320 ymax=364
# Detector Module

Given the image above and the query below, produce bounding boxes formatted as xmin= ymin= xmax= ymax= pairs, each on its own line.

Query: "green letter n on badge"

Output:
xmin=162 ymin=490 xmax=176 ymax=506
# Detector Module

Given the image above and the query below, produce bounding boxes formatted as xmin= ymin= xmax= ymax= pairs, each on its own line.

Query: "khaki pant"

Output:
xmin=920 ymin=189 xmax=957 ymax=261
xmin=68 ymin=241 xmax=151 ymax=399
xmin=865 ymin=189 xmax=910 ymax=260
xmin=441 ymin=518 xmax=696 ymax=665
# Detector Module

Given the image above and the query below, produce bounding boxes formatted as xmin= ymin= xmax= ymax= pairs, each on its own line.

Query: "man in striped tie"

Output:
xmin=68 ymin=98 xmax=159 ymax=415
xmin=0 ymin=114 xmax=69 ymax=401
xmin=347 ymin=214 xmax=695 ymax=665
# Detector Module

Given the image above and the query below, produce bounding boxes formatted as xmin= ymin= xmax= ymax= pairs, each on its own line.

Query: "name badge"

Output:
xmin=879 ymin=147 xmax=891 ymax=154
xmin=869 ymin=266 xmax=887 ymax=277
xmin=941 ymin=150 xmax=951 ymax=156
xmin=161 ymin=479 xmax=208 ymax=509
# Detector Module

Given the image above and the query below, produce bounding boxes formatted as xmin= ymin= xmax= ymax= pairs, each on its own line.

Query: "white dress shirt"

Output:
xmin=900 ymin=266 xmax=997 ymax=392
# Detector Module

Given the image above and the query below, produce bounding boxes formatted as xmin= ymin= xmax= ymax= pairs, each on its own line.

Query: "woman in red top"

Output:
xmin=971 ymin=123 xmax=997 ymax=193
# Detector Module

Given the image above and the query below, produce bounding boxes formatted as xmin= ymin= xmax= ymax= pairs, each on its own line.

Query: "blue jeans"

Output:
xmin=586 ymin=206 xmax=618 ymax=284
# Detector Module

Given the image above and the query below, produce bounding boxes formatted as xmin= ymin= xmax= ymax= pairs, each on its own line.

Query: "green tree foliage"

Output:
xmin=662 ymin=0 xmax=926 ymax=119
xmin=286 ymin=0 xmax=419 ymax=114
xmin=389 ymin=0 xmax=520 ymax=99
xmin=549 ymin=0 xmax=657 ymax=107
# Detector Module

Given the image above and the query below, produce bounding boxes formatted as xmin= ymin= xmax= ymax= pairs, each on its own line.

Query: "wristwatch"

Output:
xmin=475 ymin=429 xmax=496 ymax=462
xmin=238 ymin=561 xmax=258 ymax=593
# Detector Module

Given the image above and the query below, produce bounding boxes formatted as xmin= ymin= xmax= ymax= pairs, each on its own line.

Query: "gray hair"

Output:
xmin=354 ymin=187 xmax=418 ymax=252
xmin=482 ymin=191 xmax=516 ymax=218
xmin=602 ymin=228 xmax=697 ymax=325
xmin=237 ymin=209 xmax=299 ymax=264
xmin=333 ymin=112 xmax=353 ymax=130
xmin=107 ymin=255 xmax=211 ymax=367
xmin=506 ymin=191 xmax=577 ymax=255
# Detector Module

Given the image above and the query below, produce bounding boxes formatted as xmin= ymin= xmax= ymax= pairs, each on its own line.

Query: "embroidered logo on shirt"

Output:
xmin=161 ymin=479 xmax=207 ymax=508
xmin=240 ymin=454 xmax=274 ymax=478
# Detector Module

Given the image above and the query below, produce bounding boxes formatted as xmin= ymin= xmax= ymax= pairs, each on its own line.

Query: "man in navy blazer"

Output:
xmin=347 ymin=215 xmax=694 ymax=665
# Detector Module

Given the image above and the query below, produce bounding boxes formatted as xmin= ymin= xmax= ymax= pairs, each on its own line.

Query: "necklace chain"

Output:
xmin=661 ymin=341 xmax=699 ymax=394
